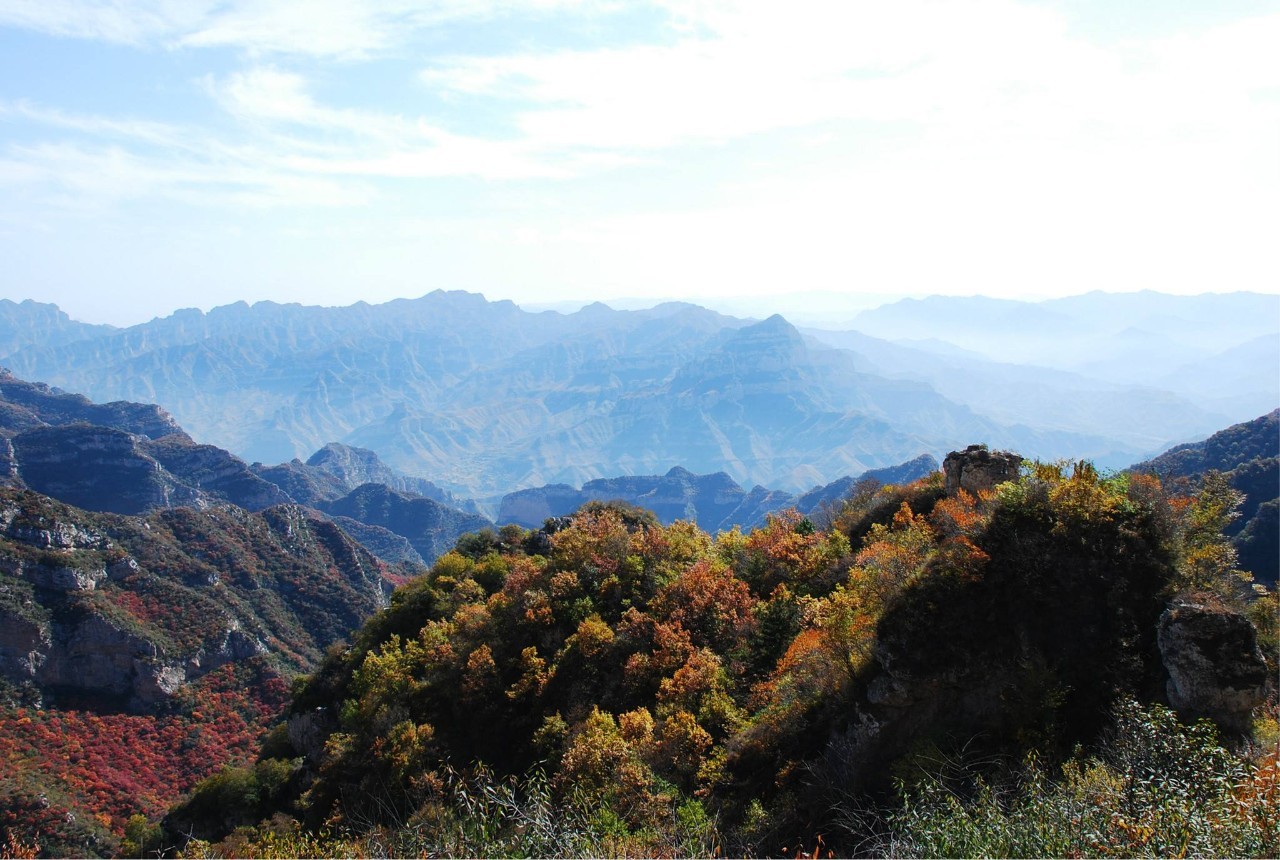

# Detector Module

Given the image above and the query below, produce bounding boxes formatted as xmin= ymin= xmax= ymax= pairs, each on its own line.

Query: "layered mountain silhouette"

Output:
xmin=847 ymin=291 xmax=1278 ymax=421
xmin=0 ymin=370 xmax=944 ymax=566
xmin=496 ymin=454 xmax=938 ymax=532
xmin=2 ymin=291 xmax=1253 ymax=497
xmin=0 ymin=372 xmax=487 ymax=565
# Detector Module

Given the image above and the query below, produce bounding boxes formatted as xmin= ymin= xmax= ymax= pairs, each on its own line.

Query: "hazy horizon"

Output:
xmin=8 ymin=284 xmax=1280 ymax=331
xmin=2 ymin=1 xmax=1277 ymax=326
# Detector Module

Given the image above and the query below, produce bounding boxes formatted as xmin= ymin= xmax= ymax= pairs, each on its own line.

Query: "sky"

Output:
xmin=0 ymin=0 xmax=1277 ymax=327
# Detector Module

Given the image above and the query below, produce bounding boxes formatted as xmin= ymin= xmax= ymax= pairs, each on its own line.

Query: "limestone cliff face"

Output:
xmin=0 ymin=436 xmax=18 ymax=484
xmin=12 ymin=424 xmax=204 ymax=515
xmin=0 ymin=371 xmax=296 ymax=516
xmin=0 ymin=369 xmax=186 ymax=441
xmin=145 ymin=435 xmax=290 ymax=511
xmin=0 ymin=499 xmax=204 ymax=709
xmin=0 ymin=486 xmax=390 ymax=713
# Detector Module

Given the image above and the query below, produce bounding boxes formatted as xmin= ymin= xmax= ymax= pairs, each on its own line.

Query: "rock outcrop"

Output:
xmin=1158 ymin=600 xmax=1268 ymax=734
xmin=145 ymin=435 xmax=290 ymax=511
xmin=0 ymin=485 xmax=392 ymax=713
xmin=943 ymin=445 xmax=1021 ymax=496
xmin=11 ymin=424 xmax=205 ymax=515
xmin=317 ymin=484 xmax=492 ymax=566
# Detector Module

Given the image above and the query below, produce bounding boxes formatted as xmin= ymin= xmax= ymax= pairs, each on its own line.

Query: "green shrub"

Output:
xmin=879 ymin=700 xmax=1280 ymax=858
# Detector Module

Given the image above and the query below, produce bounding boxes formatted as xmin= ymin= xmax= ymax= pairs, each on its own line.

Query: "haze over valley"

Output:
xmin=1 ymin=0 xmax=1277 ymax=855
xmin=2 ymin=289 xmax=1273 ymax=503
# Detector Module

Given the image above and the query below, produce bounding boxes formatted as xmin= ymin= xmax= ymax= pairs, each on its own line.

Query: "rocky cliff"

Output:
xmin=317 ymin=483 xmax=491 ymax=565
xmin=943 ymin=445 xmax=1022 ymax=495
xmin=0 ymin=371 xmax=289 ymax=514
xmin=1158 ymin=600 xmax=1268 ymax=735
xmin=0 ymin=487 xmax=390 ymax=712
xmin=0 ymin=372 xmax=485 ymax=566
xmin=304 ymin=442 xmax=481 ymax=514
xmin=0 ymin=368 xmax=186 ymax=441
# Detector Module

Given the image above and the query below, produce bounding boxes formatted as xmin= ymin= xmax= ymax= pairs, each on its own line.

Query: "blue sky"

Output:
xmin=1 ymin=0 xmax=1277 ymax=326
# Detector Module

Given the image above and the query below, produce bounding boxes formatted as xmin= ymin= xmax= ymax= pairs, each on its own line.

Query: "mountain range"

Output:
xmin=0 ymin=370 xmax=942 ymax=568
xmin=2 ymin=290 xmax=1271 ymax=497
xmin=495 ymin=455 xmax=938 ymax=533
xmin=0 ymin=344 xmax=1272 ymax=854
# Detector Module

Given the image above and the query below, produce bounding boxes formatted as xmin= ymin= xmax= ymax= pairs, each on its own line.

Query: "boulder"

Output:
xmin=1158 ymin=600 xmax=1268 ymax=734
xmin=943 ymin=445 xmax=1021 ymax=496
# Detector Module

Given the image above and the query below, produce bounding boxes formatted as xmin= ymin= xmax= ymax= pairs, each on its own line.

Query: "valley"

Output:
xmin=0 ymin=290 xmax=1274 ymax=857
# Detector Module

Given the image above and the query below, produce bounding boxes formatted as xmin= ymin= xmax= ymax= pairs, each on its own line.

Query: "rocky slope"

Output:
xmin=0 ymin=483 xmax=398 ymax=853
xmin=0 ymin=371 xmax=488 ymax=566
xmin=0 ymin=487 xmax=390 ymax=711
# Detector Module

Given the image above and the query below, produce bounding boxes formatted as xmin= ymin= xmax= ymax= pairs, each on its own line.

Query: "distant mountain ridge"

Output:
xmin=0 ymin=368 xmax=949 ymax=565
xmin=848 ymin=291 xmax=1278 ymax=421
xmin=0 ymin=370 xmax=290 ymax=514
xmin=0 ymin=298 xmax=116 ymax=357
xmin=495 ymin=454 xmax=940 ymax=532
xmin=0 ymin=290 xmax=1246 ymax=497
xmin=0 ymin=371 xmax=488 ymax=566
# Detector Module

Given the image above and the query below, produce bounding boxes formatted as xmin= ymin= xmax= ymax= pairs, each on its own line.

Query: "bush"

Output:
xmin=878 ymin=700 xmax=1280 ymax=858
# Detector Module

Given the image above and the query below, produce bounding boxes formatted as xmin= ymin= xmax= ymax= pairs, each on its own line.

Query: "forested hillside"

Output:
xmin=1134 ymin=409 xmax=1279 ymax=584
xmin=162 ymin=452 xmax=1277 ymax=858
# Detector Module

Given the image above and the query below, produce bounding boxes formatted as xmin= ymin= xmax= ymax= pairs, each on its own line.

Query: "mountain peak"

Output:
xmin=720 ymin=313 xmax=805 ymax=354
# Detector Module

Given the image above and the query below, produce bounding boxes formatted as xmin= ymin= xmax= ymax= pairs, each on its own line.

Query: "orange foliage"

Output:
xmin=931 ymin=490 xmax=986 ymax=538
xmin=743 ymin=509 xmax=846 ymax=594
xmin=657 ymin=648 xmax=725 ymax=711
xmin=551 ymin=508 xmax=632 ymax=578
xmin=651 ymin=558 xmax=757 ymax=651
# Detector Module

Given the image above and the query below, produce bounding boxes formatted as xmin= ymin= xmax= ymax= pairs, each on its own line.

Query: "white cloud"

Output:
xmin=0 ymin=139 xmax=375 ymax=209
xmin=0 ymin=0 xmax=1275 ymax=304
xmin=0 ymin=99 xmax=192 ymax=148
xmin=0 ymin=0 xmax=601 ymax=57
xmin=421 ymin=0 xmax=1280 ymax=159
xmin=0 ymin=0 xmax=215 ymax=46
xmin=207 ymin=67 xmax=573 ymax=179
